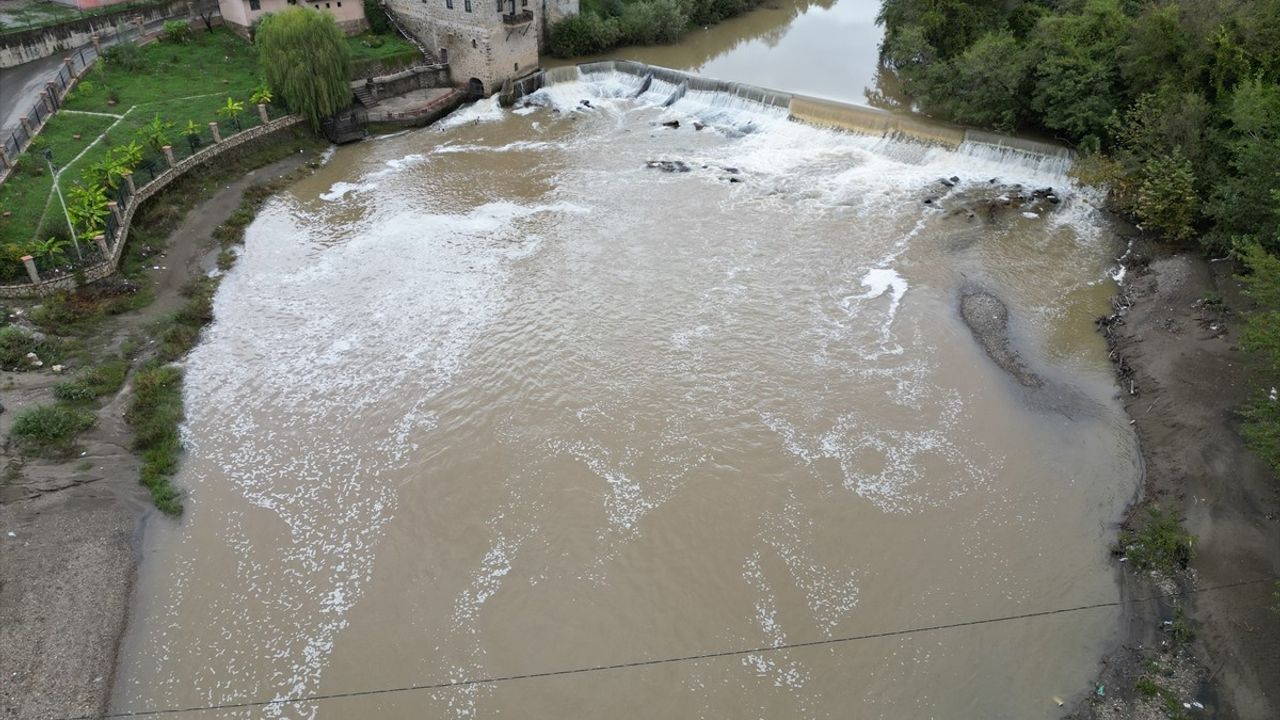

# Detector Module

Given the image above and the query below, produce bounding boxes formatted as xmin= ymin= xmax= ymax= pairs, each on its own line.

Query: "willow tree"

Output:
xmin=256 ymin=8 xmax=352 ymax=131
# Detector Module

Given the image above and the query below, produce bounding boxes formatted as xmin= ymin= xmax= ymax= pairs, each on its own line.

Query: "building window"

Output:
xmin=513 ymin=62 xmax=518 ymax=72
xmin=496 ymin=0 xmax=502 ymax=10
xmin=325 ymin=2 xmax=330 ymax=7
xmin=464 ymin=0 xmax=472 ymax=11
xmin=337 ymin=1 xmax=341 ymax=5
xmin=249 ymin=0 xmax=260 ymax=9
xmin=522 ymin=0 xmax=527 ymax=6
xmin=471 ymin=38 xmax=477 ymax=48
xmin=444 ymin=0 xmax=451 ymax=6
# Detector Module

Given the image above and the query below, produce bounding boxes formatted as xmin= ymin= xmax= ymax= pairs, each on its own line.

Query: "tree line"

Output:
xmin=878 ymin=0 xmax=1280 ymax=465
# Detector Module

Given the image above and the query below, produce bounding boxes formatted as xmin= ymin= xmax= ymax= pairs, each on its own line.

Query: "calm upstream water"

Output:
xmin=114 ymin=10 xmax=1137 ymax=720
xmin=558 ymin=0 xmax=889 ymax=105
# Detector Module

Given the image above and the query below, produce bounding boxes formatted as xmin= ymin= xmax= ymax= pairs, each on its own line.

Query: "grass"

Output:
xmin=0 ymin=28 xmax=263 ymax=257
xmin=1116 ymin=507 xmax=1196 ymax=574
xmin=53 ymin=356 xmax=129 ymax=402
xmin=154 ymin=277 xmax=216 ymax=362
xmin=347 ymin=32 xmax=419 ymax=62
xmin=9 ymin=403 xmax=96 ymax=456
xmin=124 ymin=361 xmax=184 ymax=514
xmin=0 ymin=325 xmax=66 ymax=370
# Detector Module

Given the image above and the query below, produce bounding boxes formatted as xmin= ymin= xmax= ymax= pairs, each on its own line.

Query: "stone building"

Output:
xmin=385 ymin=0 xmax=577 ymax=96
xmin=218 ymin=0 xmax=368 ymax=38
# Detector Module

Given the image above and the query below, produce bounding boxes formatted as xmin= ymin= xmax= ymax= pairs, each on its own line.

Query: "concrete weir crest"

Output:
xmin=516 ymin=60 xmax=1074 ymax=168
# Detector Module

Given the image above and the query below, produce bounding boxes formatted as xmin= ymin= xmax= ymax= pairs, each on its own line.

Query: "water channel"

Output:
xmin=113 ymin=3 xmax=1137 ymax=718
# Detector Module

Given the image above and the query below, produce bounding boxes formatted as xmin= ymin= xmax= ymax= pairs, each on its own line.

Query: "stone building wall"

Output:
xmin=385 ymin=0 xmax=537 ymax=94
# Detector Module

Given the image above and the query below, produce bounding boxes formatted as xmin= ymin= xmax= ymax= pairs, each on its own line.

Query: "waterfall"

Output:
xmin=532 ymin=61 xmax=1074 ymax=175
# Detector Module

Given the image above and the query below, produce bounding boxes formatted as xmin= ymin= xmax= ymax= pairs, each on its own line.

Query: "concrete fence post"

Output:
xmin=0 ymin=146 xmax=10 ymax=169
xmin=20 ymin=116 xmax=34 ymax=138
xmin=62 ymin=57 xmax=74 ymax=79
xmin=135 ymin=16 xmax=145 ymax=37
xmin=162 ymin=145 xmax=175 ymax=168
xmin=208 ymin=122 xmax=221 ymax=143
xmin=39 ymin=91 xmax=52 ymax=115
xmin=107 ymin=201 xmax=123 ymax=225
xmin=21 ymin=256 xmax=39 ymax=284
xmin=257 ymin=103 xmax=269 ymax=124
xmin=46 ymin=80 xmax=59 ymax=103
xmin=94 ymin=234 xmax=109 ymax=257
xmin=123 ymin=172 xmax=136 ymax=195
xmin=91 ymin=34 xmax=102 ymax=54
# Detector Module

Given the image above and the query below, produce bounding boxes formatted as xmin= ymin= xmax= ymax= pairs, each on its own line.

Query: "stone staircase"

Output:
xmin=353 ymin=85 xmax=378 ymax=108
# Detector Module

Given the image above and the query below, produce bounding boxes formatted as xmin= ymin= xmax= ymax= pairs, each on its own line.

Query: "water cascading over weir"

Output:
xmin=505 ymin=60 xmax=1074 ymax=175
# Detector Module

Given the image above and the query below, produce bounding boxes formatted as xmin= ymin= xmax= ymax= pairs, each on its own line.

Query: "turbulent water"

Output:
xmin=114 ymin=69 xmax=1137 ymax=719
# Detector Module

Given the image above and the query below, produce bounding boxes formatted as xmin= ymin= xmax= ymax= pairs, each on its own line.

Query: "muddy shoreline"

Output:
xmin=0 ymin=152 xmax=316 ymax=720
xmin=1077 ymin=240 xmax=1280 ymax=719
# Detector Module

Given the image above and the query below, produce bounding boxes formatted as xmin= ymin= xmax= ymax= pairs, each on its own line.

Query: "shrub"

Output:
xmin=364 ymin=0 xmax=391 ymax=34
xmin=549 ymin=12 xmax=621 ymax=57
xmin=125 ymin=362 xmax=185 ymax=514
xmin=103 ymin=42 xmax=146 ymax=72
xmin=53 ymin=357 xmax=129 ymax=402
xmin=1116 ymin=507 xmax=1196 ymax=574
xmin=10 ymin=404 xmax=96 ymax=456
xmin=0 ymin=326 xmax=63 ymax=370
xmin=164 ymin=20 xmax=193 ymax=44
xmin=1135 ymin=148 xmax=1199 ymax=242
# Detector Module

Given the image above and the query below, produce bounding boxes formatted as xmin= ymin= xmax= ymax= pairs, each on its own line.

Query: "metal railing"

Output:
xmin=1 ymin=19 xmax=156 ymax=174
xmin=3 ymin=107 xmax=292 ymax=287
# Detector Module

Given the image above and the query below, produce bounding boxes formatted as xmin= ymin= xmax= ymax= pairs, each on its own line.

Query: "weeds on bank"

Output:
xmin=1115 ymin=507 xmax=1196 ymax=575
xmin=124 ymin=362 xmax=185 ymax=515
xmin=9 ymin=404 xmax=97 ymax=457
xmin=53 ymin=356 xmax=129 ymax=402
xmin=1134 ymin=671 xmax=1191 ymax=719
xmin=0 ymin=326 xmax=66 ymax=370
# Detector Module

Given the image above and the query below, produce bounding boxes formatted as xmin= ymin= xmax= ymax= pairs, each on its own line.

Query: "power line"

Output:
xmin=71 ymin=575 xmax=1277 ymax=719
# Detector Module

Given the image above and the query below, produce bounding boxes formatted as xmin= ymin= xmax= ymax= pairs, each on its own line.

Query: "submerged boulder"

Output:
xmin=960 ymin=289 xmax=1043 ymax=388
xmin=645 ymin=159 xmax=691 ymax=173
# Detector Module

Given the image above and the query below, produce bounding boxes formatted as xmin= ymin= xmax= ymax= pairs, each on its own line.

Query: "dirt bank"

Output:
xmin=1081 ymin=241 xmax=1280 ymax=719
xmin=0 ymin=151 xmax=315 ymax=720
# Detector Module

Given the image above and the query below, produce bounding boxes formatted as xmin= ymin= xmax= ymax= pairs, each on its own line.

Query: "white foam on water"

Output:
xmin=842 ymin=267 xmax=908 ymax=341
xmin=126 ymin=184 xmax=574 ymax=717
xmin=435 ymin=95 xmax=505 ymax=130
xmin=434 ymin=140 xmax=554 ymax=154
xmin=318 ymin=181 xmax=369 ymax=201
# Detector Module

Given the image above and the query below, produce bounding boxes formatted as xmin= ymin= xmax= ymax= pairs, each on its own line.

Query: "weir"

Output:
xmin=516 ymin=60 xmax=1073 ymax=169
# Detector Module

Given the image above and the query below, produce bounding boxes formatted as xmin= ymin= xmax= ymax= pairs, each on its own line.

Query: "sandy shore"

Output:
xmin=0 ymin=153 xmax=313 ymax=720
xmin=1082 ymin=242 xmax=1280 ymax=719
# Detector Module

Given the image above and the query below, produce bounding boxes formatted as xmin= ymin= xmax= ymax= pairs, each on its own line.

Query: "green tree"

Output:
xmin=137 ymin=114 xmax=175 ymax=154
xmin=256 ymin=8 xmax=352 ymax=131
xmin=1028 ymin=0 xmax=1131 ymax=147
xmin=67 ymin=182 xmax=109 ymax=236
xmin=1208 ymin=79 xmax=1280 ymax=251
xmin=1135 ymin=148 xmax=1199 ymax=242
xmin=925 ymin=31 xmax=1030 ymax=130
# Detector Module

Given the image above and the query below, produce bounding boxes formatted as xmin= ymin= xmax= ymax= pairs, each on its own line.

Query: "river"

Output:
xmin=113 ymin=3 xmax=1136 ymax=718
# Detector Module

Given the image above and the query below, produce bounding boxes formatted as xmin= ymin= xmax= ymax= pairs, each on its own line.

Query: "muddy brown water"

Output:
xmin=114 ymin=16 xmax=1137 ymax=720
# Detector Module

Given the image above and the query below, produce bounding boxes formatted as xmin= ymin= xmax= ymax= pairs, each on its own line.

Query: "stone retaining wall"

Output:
xmin=0 ymin=114 xmax=304 ymax=299
xmin=0 ymin=0 xmax=195 ymax=68
xmin=353 ymin=63 xmax=452 ymax=102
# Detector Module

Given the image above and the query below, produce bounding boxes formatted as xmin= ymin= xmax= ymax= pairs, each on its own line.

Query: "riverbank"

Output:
xmin=0 ymin=141 xmax=324 ymax=719
xmin=1080 ymin=240 xmax=1280 ymax=719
